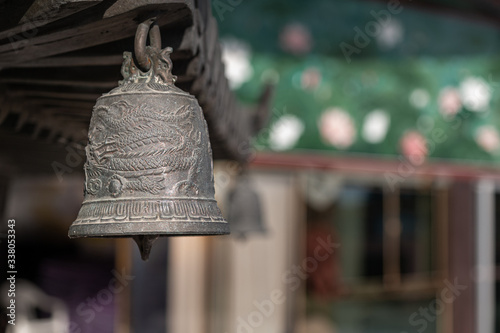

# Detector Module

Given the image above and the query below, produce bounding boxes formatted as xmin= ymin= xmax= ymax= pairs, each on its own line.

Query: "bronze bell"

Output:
xmin=69 ymin=19 xmax=229 ymax=260
xmin=227 ymin=175 xmax=266 ymax=240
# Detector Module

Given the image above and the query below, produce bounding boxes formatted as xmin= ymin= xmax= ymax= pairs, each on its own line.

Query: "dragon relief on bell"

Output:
xmin=83 ymin=98 xmax=204 ymax=198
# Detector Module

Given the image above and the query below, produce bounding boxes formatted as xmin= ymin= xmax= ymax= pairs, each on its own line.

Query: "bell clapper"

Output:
xmin=132 ymin=235 xmax=159 ymax=261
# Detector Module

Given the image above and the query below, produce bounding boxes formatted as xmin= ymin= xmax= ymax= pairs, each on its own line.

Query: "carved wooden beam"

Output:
xmin=0 ymin=0 xmax=271 ymax=174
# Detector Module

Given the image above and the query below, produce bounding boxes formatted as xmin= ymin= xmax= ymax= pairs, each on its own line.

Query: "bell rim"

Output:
xmin=68 ymin=221 xmax=230 ymax=238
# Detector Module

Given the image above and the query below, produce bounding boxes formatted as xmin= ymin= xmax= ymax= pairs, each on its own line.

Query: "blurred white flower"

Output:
xmin=475 ymin=125 xmax=500 ymax=153
xmin=362 ymin=109 xmax=390 ymax=143
xmin=376 ymin=19 xmax=404 ymax=50
xmin=459 ymin=76 xmax=491 ymax=112
xmin=409 ymin=88 xmax=430 ymax=109
xmin=319 ymin=108 xmax=356 ymax=149
xmin=269 ymin=115 xmax=304 ymax=151
xmin=438 ymin=87 xmax=461 ymax=118
xmin=221 ymin=38 xmax=254 ymax=90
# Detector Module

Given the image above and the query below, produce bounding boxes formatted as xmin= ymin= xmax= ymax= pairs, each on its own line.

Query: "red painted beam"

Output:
xmin=251 ymin=152 xmax=500 ymax=181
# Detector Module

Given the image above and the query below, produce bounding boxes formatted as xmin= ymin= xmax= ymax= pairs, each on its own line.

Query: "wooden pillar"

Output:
xmin=115 ymin=239 xmax=132 ymax=333
xmin=167 ymin=237 xmax=209 ymax=333
xmin=475 ymin=180 xmax=495 ymax=333
xmin=383 ymin=186 xmax=401 ymax=286
xmin=214 ymin=172 xmax=301 ymax=333
xmin=448 ymin=181 xmax=475 ymax=333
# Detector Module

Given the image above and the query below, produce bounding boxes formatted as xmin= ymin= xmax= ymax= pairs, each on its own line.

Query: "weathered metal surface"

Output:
xmin=68 ymin=20 xmax=229 ymax=260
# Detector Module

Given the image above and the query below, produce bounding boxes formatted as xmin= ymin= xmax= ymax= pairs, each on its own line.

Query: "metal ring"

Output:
xmin=134 ymin=18 xmax=161 ymax=72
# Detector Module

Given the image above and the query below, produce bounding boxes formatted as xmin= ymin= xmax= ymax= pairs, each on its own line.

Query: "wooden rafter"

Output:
xmin=0 ymin=0 xmax=272 ymax=174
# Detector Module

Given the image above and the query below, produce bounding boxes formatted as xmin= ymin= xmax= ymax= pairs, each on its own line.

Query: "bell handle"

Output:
xmin=134 ymin=18 xmax=162 ymax=72
xmin=149 ymin=24 xmax=162 ymax=51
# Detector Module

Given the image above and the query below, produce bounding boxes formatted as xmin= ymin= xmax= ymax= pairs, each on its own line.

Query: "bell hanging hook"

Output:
xmin=134 ymin=18 xmax=162 ymax=72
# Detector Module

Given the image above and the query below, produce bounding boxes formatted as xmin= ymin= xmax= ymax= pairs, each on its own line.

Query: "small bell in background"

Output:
xmin=68 ymin=19 xmax=229 ymax=260
xmin=226 ymin=173 xmax=266 ymax=240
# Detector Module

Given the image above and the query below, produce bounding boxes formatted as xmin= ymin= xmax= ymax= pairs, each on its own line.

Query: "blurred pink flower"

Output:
xmin=476 ymin=125 xmax=500 ymax=153
xmin=280 ymin=23 xmax=312 ymax=55
xmin=301 ymin=67 xmax=321 ymax=90
xmin=400 ymin=131 xmax=427 ymax=165
xmin=438 ymin=87 xmax=461 ymax=118
xmin=319 ymin=108 xmax=356 ymax=149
